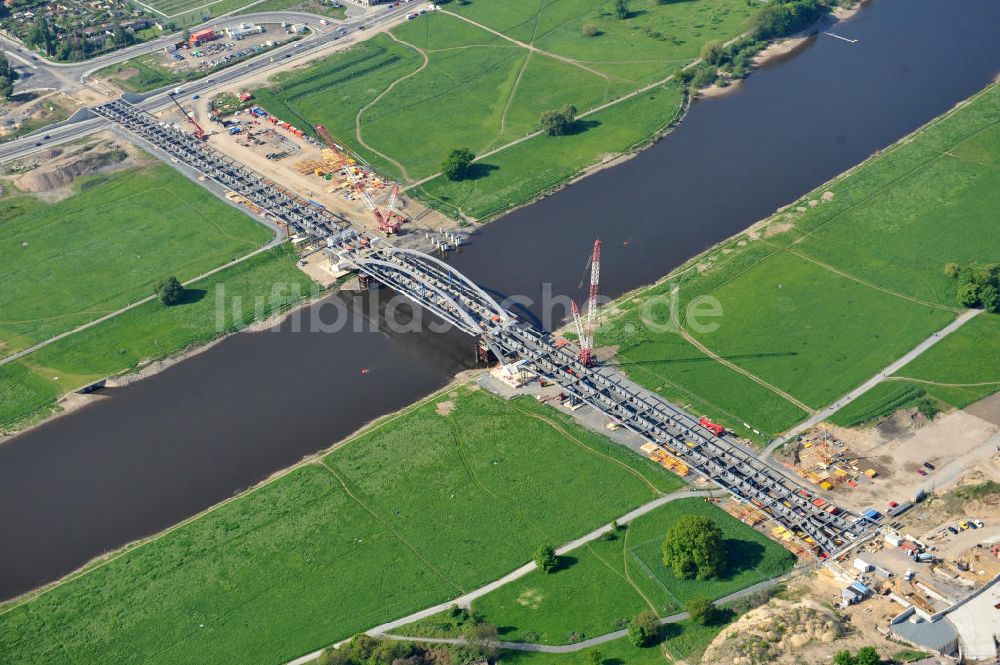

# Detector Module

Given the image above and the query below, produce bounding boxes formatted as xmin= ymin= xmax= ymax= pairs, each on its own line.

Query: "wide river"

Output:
xmin=2 ymin=0 xmax=999 ymax=600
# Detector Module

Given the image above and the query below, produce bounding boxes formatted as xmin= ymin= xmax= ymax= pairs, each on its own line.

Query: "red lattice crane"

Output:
xmin=572 ymin=239 xmax=602 ymax=365
xmin=169 ymin=92 xmax=206 ymax=140
xmin=316 ymin=124 xmax=400 ymax=235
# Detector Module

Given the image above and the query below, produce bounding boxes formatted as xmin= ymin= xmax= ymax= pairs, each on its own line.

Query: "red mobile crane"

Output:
xmin=571 ymin=239 xmax=602 ymax=365
xmin=168 ymin=92 xmax=206 ymax=140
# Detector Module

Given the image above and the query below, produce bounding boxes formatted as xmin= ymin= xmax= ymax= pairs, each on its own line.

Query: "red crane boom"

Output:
xmin=578 ymin=239 xmax=602 ymax=365
xmin=169 ymin=93 xmax=206 ymax=140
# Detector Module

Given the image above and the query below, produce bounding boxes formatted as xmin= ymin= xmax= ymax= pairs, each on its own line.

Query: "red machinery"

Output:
xmin=571 ymin=239 xmax=602 ymax=365
xmin=699 ymin=417 xmax=727 ymax=437
xmin=316 ymin=124 xmax=401 ymax=235
xmin=168 ymin=92 xmax=206 ymax=140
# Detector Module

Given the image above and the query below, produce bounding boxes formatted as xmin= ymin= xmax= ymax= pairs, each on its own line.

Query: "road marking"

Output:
xmin=824 ymin=32 xmax=858 ymax=44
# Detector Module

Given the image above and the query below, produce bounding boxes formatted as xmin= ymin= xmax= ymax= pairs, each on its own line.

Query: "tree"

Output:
xmin=28 ymin=16 xmax=54 ymax=56
xmin=957 ymin=281 xmax=981 ymax=307
xmin=854 ymin=646 xmax=879 ymax=665
xmin=981 ymin=284 xmax=1000 ymax=313
xmin=832 ymin=650 xmax=855 ymax=665
xmin=442 ymin=148 xmax=475 ymax=181
xmin=540 ymin=104 xmax=577 ymax=136
xmin=685 ymin=597 xmax=716 ymax=626
xmin=459 ymin=621 xmax=498 ymax=662
xmin=586 ymin=648 xmax=603 ymax=665
xmin=581 ymin=24 xmax=599 ymax=37
xmin=700 ymin=39 xmax=725 ymax=66
xmin=944 ymin=262 xmax=960 ymax=279
xmin=534 ymin=543 xmax=559 ymax=573
xmin=156 ymin=276 xmax=184 ymax=306
xmin=614 ymin=0 xmax=629 ymax=19
xmin=627 ymin=610 xmax=659 ymax=647
xmin=662 ymin=515 xmax=726 ymax=580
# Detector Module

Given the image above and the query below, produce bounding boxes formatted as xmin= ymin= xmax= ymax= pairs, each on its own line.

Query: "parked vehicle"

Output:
xmin=917 ymin=469 xmax=927 ymax=476
xmin=923 ymin=462 xmax=936 ymax=470
xmin=947 ymin=526 xmax=958 ymax=534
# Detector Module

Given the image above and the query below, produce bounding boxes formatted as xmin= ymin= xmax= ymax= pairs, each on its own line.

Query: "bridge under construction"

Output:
xmin=96 ymin=97 xmax=879 ymax=558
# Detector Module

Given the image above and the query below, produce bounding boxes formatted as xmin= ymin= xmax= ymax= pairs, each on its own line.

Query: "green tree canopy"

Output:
xmin=854 ymin=646 xmax=879 ymax=665
xmin=533 ymin=543 xmax=559 ymax=573
xmin=155 ymin=276 xmax=184 ymax=306
xmin=442 ymin=147 xmax=475 ymax=181
xmin=685 ymin=596 xmax=716 ymax=625
xmin=586 ymin=648 xmax=604 ymax=665
xmin=832 ymin=650 xmax=855 ymax=665
xmin=662 ymin=514 xmax=726 ymax=580
xmin=540 ymin=104 xmax=578 ymax=136
xmin=700 ymin=39 xmax=725 ymax=66
xmin=627 ymin=610 xmax=659 ymax=647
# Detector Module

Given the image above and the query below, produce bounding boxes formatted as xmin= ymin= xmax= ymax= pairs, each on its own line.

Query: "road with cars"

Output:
xmin=0 ymin=0 xmax=428 ymax=161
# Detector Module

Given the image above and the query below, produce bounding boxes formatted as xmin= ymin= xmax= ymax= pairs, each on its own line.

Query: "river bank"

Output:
xmin=3 ymin=0 xmax=999 ymax=605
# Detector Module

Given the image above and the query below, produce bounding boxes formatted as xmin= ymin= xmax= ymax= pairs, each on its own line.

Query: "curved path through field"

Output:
xmin=285 ymin=487 xmax=715 ymax=665
xmin=353 ymin=32 xmax=430 ymax=183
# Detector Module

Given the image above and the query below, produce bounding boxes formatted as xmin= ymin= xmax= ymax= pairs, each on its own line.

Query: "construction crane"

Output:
xmin=572 ymin=239 xmax=602 ymax=365
xmin=316 ymin=124 xmax=400 ymax=235
xmin=168 ymin=92 xmax=206 ymax=140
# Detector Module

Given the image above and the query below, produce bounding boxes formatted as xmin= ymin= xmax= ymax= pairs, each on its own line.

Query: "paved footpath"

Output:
xmin=285 ymin=488 xmax=713 ymax=665
xmin=762 ymin=308 xmax=982 ymax=457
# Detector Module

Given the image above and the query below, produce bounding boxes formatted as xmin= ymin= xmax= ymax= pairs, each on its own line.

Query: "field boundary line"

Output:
xmin=763 ymin=308 xmax=983 ymax=456
xmin=492 ymin=50 xmax=532 ymax=150
xmin=885 ymin=376 xmax=1000 ymax=388
xmin=318 ymin=458 xmax=465 ymax=594
xmin=583 ymin=541 xmax=651 ymax=609
xmin=0 ymin=239 xmax=282 ymax=369
xmin=779 ymin=247 xmax=961 ymax=312
xmin=668 ymin=286 xmax=817 ymax=415
xmin=512 ymin=406 xmax=665 ymax=496
xmin=440 ymin=9 xmax=610 ymax=82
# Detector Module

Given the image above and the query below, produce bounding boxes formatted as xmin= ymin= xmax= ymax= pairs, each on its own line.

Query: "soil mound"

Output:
xmin=15 ymin=147 xmax=127 ymax=192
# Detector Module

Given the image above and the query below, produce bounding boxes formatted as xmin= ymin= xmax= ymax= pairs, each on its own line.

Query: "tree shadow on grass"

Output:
xmin=604 ymin=660 xmax=625 ymax=665
xmin=720 ymin=538 xmax=765 ymax=579
xmin=563 ymin=119 xmax=601 ymax=136
xmin=177 ymin=288 xmax=207 ymax=305
xmin=465 ymin=162 xmax=499 ymax=181
xmin=551 ymin=554 xmax=578 ymax=573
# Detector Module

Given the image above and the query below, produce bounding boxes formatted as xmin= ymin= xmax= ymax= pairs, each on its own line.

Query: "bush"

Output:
xmin=581 ymin=24 xmax=599 ymax=37
xmin=686 ymin=597 xmax=717 ymax=625
xmin=442 ymin=148 xmax=475 ymax=181
xmin=700 ymin=39 xmax=725 ymax=65
xmin=614 ymin=0 xmax=629 ymax=19
xmin=627 ymin=610 xmax=659 ymax=647
xmin=944 ymin=262 xmax=961 ymax=278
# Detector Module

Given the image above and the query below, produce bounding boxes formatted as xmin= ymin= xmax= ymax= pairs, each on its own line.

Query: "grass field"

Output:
xmin=0 ymin=386 xmax=685 ymax=664
xmin=596 ymin=83 xmax=1000 ymax=437
xmin=235 ymin=0 xmax=346 ymax=18
xmin=0 ymin=162 xmax=272 ymax=356
xmin=0 ymin=244 xmax=316 ymax=432
xmin=500 ymin=635 xmax=671 ymax=664
xmin=254 ymin=0 xmax=756 ymax=208
xmin=460 ymin=499 xmax=792 ymax=646
xmin=830 ymin=312 xmax=1000 ymax=425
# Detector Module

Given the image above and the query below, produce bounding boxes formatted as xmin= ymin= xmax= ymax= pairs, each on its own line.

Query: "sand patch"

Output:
xmin=435 ymin=400 xmax=455 ymax=416
xmin=515 ymin=588 xmax=543 ymax=610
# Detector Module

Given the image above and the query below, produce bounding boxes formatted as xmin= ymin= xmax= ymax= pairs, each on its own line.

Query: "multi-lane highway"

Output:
xmin=0 ymin=1 xmax=427 ymax=162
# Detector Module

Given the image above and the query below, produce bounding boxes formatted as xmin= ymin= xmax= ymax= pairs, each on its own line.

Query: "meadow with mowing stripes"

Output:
xmin=0 ymin=386 xmax=684 ymax=664
xmin=596 ymin=83 xmax=1000 ymax=436
xmin=254 ymin=0 xmax=757 ymax=208
xmin=0 ymin=160 xmax=271 ymax=356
